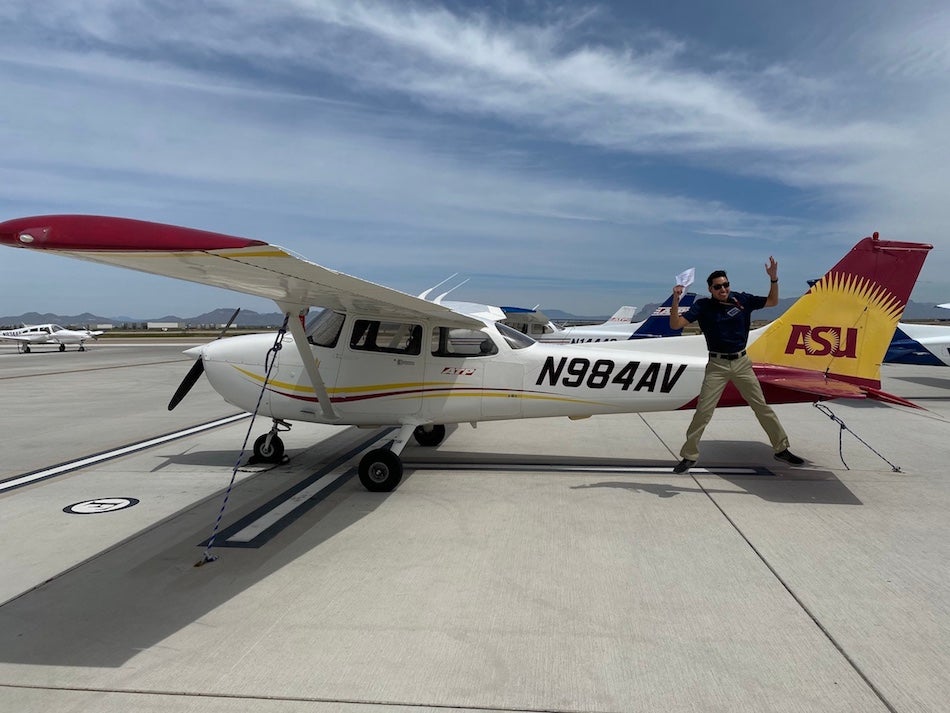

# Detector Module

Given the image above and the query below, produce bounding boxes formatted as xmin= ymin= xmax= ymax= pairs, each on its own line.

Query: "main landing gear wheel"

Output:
xmin=59 ymin=343 xmax=66 ymax=352
xmin=253 ymin=433 xmax=285 ymax=463
xmin=413 ymin=424 xmax=446 ymax=447
xmin=79 ymin=345 xmax=86 ymax=352
xmin=358 ymin=449 xmax=403 ymax=492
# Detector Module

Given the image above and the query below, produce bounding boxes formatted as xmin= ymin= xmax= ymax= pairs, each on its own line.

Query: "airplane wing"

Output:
xmin=0 ymin=215 xmax=483 ymax=328
xmin=0 ymin=333 xmax=50 ymax=344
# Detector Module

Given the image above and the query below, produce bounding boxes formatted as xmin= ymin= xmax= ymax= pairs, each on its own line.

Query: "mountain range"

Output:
xmin=2 ymin=299 xmax=949 ymax=329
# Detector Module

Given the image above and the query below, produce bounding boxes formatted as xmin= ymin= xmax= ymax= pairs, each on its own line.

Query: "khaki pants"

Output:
xmin=680 ymin=355 xmax=789 ymax=461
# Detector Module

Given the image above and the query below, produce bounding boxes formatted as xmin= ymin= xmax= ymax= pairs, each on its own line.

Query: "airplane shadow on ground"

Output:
xmin=408 ymin=438 xmax=864 ymax=507
xmin=886 ymin=374 xmax=950 ymax=390
xmin=0 ymin=434 xmax=859 ymax=669
xmin=0 ymin=426 xmax=404 ymax=669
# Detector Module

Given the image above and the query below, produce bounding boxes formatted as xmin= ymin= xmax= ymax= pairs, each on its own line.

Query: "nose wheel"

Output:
xmin=253 ymin=433 xmax=285 ymax=462
xmin=251 ymin=419 xmax=291 ymax=463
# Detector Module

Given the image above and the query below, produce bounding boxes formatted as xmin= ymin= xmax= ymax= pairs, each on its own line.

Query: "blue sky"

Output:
xmin=1 ymin=0 xmax=949 ymax=318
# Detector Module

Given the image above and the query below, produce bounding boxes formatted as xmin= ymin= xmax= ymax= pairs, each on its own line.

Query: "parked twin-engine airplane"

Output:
xmin=499 ymin=293 xmax=696 ymax=343
xmin=0 ymin=215 xmax=931 ymax=491
xmin=0 ymin=323 xmax=103 ymax=352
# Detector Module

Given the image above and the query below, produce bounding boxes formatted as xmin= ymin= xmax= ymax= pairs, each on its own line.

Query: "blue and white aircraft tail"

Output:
xmin=884 ymin=323 xmax=950 ymax=367
xmin=501 ymin=292 xmax=696 ymax=344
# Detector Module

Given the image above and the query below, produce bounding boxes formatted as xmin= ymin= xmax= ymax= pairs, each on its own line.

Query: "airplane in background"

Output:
xmin=884 ymin=323 xmax=950 ymax=367
xmin=499 ymin=294 xmax=696 ymax=343
xmin=0 ymin=215 xmax=931 ymax=492
xmin=0 ymin=323 xmax=103 ymax=353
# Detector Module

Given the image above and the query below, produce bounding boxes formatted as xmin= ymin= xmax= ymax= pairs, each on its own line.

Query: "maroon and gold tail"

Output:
xmin=747 ymin=233 xmax=932 ymax=392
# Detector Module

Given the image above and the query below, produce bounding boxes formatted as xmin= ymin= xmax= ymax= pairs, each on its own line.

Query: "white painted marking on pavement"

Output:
xmin=0 ymin=414 xmax=250 ymax=492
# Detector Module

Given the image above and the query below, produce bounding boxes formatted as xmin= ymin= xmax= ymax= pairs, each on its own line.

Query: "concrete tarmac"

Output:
xmin=0 ymin=340 xmax=948 ymax=712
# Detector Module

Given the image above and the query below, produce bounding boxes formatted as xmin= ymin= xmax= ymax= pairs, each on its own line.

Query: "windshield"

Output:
xmin=305 ymin=309 xmax=345 ymax=347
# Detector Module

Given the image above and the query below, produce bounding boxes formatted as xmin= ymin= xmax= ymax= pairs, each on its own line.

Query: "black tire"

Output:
xmin=253 ymin=433 xmax=285 ymax=463
xmin=358 ymin=449 xmax=403 ymax=492
xmin=23 ymin=345 xmax=30 ymax=353
xmin=59 ymin=343 xmax=66 ymax=352
xmin=413 ymin=424 xmax=446 ymax=447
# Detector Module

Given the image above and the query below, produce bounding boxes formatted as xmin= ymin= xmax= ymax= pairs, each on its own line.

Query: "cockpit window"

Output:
xmin=496 ymin=322 xmax=535 ymax=349
xmin=306 ymin=309 xmax=345 ymax=348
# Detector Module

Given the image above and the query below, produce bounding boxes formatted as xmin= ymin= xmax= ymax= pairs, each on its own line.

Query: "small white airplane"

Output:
xmin=0 ymin=323 xmax=104 ymax=353
xmin=0 ymin=216 xmax=931 ymax=492
xmin=500 ymin=293 xmax=696 ymax=343
xmin=884 ymin=323 xmax=950 ymax=367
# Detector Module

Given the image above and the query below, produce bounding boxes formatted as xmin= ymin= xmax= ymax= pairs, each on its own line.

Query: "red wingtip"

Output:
xmin=0 ymin=215 xmax=268 ymax=252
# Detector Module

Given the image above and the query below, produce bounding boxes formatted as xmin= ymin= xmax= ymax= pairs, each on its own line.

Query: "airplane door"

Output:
xmin=421 ymin=326 xmax=523 ymax=422
xmin=334 ymin=319 xmax=425 ymax=420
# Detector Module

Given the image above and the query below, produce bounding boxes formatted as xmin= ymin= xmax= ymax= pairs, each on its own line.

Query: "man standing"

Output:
xmin=668 ymin=258 xmax=804 ymax=473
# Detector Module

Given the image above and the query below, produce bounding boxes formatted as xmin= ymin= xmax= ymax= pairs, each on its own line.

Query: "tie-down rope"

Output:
xmin=195 ymin=314 xmax=291 ymax=566
xmin=812 ymin=402 xmax=901 ymax=473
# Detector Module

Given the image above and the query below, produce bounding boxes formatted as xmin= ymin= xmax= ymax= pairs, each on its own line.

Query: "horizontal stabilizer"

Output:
xmin=754 ymin=365 xmax=923 ymax=409
xmin=754 ymin=365 xmax=868 ymax=399
xmin=861 ymin=386 xmax=924 ymax=409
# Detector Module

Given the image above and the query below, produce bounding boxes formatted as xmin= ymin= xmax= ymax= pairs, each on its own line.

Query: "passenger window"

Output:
xmin=430 ymin=327 xmax=498 ymax=357
xmin=350 ymin=320 xmax=422 ymax=355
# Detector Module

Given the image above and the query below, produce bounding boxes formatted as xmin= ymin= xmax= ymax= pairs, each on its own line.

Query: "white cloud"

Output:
xmin=0 ymin=0 xmax=948 ymax=312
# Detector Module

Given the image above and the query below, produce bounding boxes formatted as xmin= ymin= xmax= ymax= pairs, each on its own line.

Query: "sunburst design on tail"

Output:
xmin=811 ymin=272 xmax=904 ymax=324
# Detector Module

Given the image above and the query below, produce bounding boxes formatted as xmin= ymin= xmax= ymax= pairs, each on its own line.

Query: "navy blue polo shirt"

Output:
xmin=681 ymin=291 xmax=766 ymax=353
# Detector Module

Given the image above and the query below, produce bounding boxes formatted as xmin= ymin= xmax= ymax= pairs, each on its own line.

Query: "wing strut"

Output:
xmin=281 ymin=304 xmax=340 ymax=422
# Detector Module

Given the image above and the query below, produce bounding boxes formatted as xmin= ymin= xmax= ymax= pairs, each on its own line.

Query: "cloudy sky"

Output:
xmin=1 ymin=0 xmax=948 ymax=318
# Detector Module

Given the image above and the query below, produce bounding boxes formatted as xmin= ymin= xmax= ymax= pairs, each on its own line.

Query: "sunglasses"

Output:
xmin=711 ymin=282 xmax=730 ymax=290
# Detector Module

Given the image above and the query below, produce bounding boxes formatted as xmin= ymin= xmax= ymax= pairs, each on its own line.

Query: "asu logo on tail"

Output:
xmin=785 ymin=325 xmax=858 ymax=358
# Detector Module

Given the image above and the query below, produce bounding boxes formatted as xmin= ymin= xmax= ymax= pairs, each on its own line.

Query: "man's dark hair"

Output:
xmin=706 ymin=270 xmax=728 ymax=286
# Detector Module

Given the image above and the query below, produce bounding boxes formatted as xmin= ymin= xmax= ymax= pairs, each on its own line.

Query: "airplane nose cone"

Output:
xmin=184 ymin=345 xmax=204 ymax=360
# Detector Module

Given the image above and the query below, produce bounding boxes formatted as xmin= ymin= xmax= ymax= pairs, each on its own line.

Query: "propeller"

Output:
xmin=168 ymin=358 xmax=205 ymax=410
xmin=167 ymin=308 xmax=241 ymax=411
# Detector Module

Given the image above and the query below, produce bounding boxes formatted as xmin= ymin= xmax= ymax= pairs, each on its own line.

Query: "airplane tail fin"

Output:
xmin=747 ymin=233 xmax=932 ymax=389
xmin=604 ymin=305 xmax=638 ymax=324
xmin=628 ymin=292 xmax=696 ymax=339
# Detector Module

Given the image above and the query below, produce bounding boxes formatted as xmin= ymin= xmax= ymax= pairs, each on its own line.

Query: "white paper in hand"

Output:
xmin=675 ymin=267 xmax=695 ymax=289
